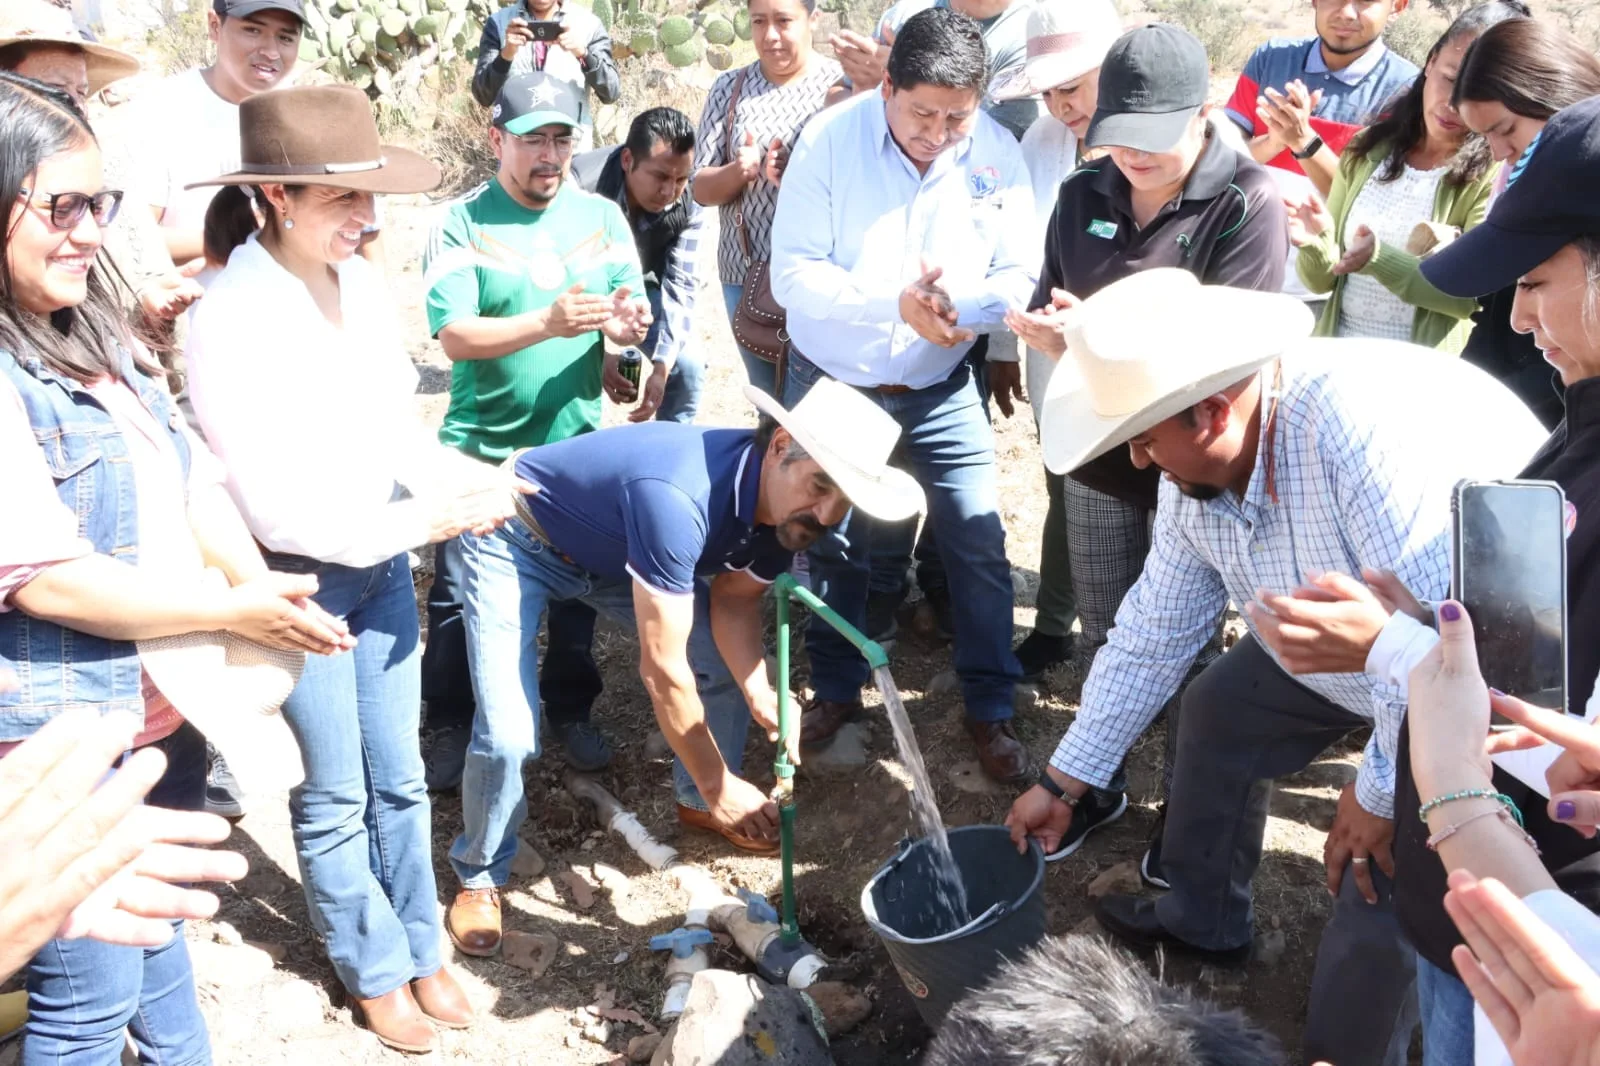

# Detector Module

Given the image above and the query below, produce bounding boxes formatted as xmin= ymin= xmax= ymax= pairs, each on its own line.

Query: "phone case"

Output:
xmin=528 ymin=19 xmax=563 ymax=41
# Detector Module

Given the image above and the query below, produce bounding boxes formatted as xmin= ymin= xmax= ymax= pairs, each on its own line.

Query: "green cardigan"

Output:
xmin=1296 ymin=143 xmax=1499 ymax=354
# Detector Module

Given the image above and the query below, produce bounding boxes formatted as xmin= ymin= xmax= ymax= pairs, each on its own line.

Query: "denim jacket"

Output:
xmin=0 ymin=347 xmax=191 ymax=740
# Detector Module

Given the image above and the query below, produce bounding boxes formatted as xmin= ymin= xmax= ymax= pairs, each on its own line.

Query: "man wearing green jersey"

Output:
xmin=420 ymin=72 xmax=651 ymax=792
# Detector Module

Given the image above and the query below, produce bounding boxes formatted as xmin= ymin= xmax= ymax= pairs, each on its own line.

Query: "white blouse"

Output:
xmin=1337 ymin=163 xmax=1445 ymax=342
xmin=184 ymin=235 xmax=495 ymax=568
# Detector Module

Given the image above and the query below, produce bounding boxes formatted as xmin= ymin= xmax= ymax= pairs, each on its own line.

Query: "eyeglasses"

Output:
xmin=17 ymin=188 xmax=124 ymax=230
xmin=512 ymin=132 xmax=576 ymax=155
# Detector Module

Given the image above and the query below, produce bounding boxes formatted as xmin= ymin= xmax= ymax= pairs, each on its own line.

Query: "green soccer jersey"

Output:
xmin=424 ymin=178 xmax=644 ymax=460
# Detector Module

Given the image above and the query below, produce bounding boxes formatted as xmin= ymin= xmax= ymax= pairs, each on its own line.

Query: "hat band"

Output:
xmin=1026 ymin=31 xmax=1092 ymax=59
xmin=241 ymin=157 xmax=388 ymax=176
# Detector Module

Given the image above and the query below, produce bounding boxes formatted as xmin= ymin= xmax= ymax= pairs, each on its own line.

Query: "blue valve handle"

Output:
xmin=649 ymin=927 xmax=714 ymax=959
xmin=738 ymin=887 xmax=779 ymax=924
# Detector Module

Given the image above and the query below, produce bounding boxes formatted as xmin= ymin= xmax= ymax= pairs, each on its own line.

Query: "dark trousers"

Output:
xmin=421 ymin=534 xmax=601 ymax=733
xmin=1156 ymin=635 xmax=1417 ymax=1066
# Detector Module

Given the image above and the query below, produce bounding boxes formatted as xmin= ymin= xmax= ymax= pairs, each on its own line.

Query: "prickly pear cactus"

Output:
xmin=599 ymin=0 xmax=754 ymax=73
xmin=296 ymin=0 xmax=492 ymax=103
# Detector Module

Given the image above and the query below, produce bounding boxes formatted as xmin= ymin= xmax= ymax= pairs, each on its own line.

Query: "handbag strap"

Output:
xmin=723 ymin=65 xmax=753 ymax=262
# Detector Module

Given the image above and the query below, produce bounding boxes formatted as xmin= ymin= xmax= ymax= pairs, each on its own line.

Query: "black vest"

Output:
xmin=571 ymin=146 xmax=692 ymax=290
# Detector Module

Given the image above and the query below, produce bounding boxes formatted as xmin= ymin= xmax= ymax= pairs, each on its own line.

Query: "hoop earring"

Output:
xmin=283 ymin=217 xmax=294 ymax=230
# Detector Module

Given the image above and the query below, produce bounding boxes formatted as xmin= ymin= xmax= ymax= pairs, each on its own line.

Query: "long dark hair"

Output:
xmin=1347 ymin=1 xmax=1528 ymax=185
xmin=202 ymin=182 xmax=307 ymax=268
xmin=1452 ymin=18 xmax=1600 ymax=120
xmin=0 ymin=71 xmax=134 ymax=383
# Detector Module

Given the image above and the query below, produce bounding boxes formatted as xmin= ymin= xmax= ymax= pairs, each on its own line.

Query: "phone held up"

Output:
xmin=1450 ymin=479 xmax=1569 ymax=725
xmin=525 ymin=18 xmax=563 ymax=41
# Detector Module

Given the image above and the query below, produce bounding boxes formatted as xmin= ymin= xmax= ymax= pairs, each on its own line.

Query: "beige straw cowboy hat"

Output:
xmin=744 ymin=378 xmax=927 ymax=522
xmin=0 ymin=0 xmax=140 ymax=96
xmin=1038 ymin=269 xmax=1315 ymax=476
xmin=989 ymin=0 xmax=1124 ymax=102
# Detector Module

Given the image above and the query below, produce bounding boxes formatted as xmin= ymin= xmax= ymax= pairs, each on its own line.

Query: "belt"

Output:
xmin=874 ymin=384 xmax=914 ymax=394
xmin=504 ymin=454 xmax=578 ymax=567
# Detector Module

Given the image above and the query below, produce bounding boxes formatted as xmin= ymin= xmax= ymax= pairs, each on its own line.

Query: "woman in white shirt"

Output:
xmin=183 ymin=86 xmax=523 ymax=1054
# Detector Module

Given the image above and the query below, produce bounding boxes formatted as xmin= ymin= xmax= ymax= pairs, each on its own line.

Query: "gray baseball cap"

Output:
xmin=1086 ymin=23 xmax=1209 ymax=154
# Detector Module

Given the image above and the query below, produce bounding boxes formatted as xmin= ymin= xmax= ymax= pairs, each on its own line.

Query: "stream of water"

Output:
xmin=873 ymin=665 xmax=971 ymax=934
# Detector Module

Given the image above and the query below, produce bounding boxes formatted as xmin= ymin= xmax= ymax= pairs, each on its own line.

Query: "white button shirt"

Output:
xmin=769 ymin=90 xmax=1037 ymax=390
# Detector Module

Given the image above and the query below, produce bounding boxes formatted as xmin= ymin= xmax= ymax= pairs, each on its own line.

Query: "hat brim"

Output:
xmin=1420 ymin=219 xmax=1573 ymax=299
xmin=1039 ymin=287 xmax=1314 ymax=476
xmin=1086 ymin=104 xmax=1201 ymax=153
xmin=219 ymin=0 xmax=305 ymax=21
xmin=743 ymin=385 xmax=926 ymax=522
xmin=0 ymin=34 xmax=141 ymax=95
xmin=184 ymin=144 xmax=442 ymax=194
xmin=990 ymin=53 xmax=1099 ymax=102
xmin=502 ymin=111 xmax=581 ymax=135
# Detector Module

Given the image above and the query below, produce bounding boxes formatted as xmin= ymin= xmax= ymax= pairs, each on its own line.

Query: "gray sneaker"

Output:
xmin=422 ymin=722 xmax=471 ymax=793
xmin=205 ymin=744 xmax=245 ymax=820
xmin=551 ymin=720 xmax=613 ymax=772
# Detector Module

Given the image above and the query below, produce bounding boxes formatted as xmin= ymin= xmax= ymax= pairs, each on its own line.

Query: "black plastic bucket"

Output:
xmin=860 ymin=824 xmax=1046 ymax=1029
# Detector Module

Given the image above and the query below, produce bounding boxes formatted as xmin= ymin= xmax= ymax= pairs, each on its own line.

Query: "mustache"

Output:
xmin=783 ymin=514 xmax=826 ymax=534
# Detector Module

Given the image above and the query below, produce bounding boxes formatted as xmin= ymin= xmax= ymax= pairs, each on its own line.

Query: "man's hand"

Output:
xmin=706 ymin=775 xmax=780 ymax=843
xmin=0 ymin=708 xmax=247 ymax=983
xmin=556 ymin=24 xmax=587 ymax=64
xmin=830 ymin=28 xmax=888 ymax=92
xmin=1003 ymin=771 xmax=1080 ymax=855
xmin=600 ymin=285 xmax=652 ymax=346
xmin=899 ymin=264 xmax=973 ymax=347
xmin=1324 ymin=782 xmax=1395 ymax=904
xmin=545 ymin=283 xmax=617 ymax=338
xmin=601 ymin=347 xmax=639 ymax=406
xmin=1257 ymin=80 xmax=1323 ymax=156
xmin=762 ymin=137 xmax=788 ymax=187
xmin=137 ymin=258 xmax=206 ymax=321
xmin=501 ymin=16 xmax=533 ymax=60
xmin=1334 ymin=224 xmax=1378 ymax=275
xmin=626 ymin=359 xmax=669 ymax=423
xmin=1283 ymin=191 xmax=1332 ymax=248
xmin=1246 ymin=571 xmax=1394 ymax=675
xmin=1003 ymin=288 xmax=1081 ymax=359
xmin=734 ymin=130 xmax=762 ymax=184
xmin=747 ymin=688 xmax=803 ymax=767
xmin=988 ymin=360 xmax=1025 ymax=418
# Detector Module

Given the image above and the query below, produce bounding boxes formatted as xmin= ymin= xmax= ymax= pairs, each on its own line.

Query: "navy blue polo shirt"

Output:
xmin=511 ymin=423 xmax=792 ymax=596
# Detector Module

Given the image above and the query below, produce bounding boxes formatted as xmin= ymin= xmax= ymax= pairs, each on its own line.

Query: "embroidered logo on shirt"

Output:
xmin=1087 ymin=219 xmax=1118 ymax=239
xmin=969 ymin=166 xmax=999 ymax=198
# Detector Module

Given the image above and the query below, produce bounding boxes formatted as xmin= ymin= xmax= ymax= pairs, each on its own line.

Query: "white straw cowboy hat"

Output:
xmin=990 ymin=0 xmax=1124 ymax=102
xmin=0 ymin=0 xmax=140 ymax=96
xmin=744 ymin=379 xmax=926 ymax=522
xmin=1039 ymin=269 xmax=1315 ymax=476
xmin=138 ymin=581 xmax=307 ymax=797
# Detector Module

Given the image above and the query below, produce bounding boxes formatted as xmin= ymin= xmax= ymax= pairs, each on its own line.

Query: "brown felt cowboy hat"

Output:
xmin=187 ymin=84 xmax=441 ymax=194
xmin=0 ymin=0 xmax=140 ymax=97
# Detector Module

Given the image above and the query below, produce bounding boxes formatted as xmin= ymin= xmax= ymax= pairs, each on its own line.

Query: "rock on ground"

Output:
xmin=1086 ymin=860 xmax=1142 ymax=900
xmin=650 ymin=970 xmax=832 ymax=1066
xmin=799 ymin=722 xmax=868 ymax=776
xmin=503 ymin=931 xmax=561 ymax=978
xmin=803 ymin=982 xmax=872 ymax=1038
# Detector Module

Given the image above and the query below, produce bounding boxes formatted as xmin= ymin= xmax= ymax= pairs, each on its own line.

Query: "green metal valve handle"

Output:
xmin=771 ymin=574 xmax=889 ymax=948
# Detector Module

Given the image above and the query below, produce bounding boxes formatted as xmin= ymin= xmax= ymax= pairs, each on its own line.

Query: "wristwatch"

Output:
xmin=1293 ymin=135 xmax=1325 ymax=160
xmin=1037 ymin=769 xmax=1080 ymax=807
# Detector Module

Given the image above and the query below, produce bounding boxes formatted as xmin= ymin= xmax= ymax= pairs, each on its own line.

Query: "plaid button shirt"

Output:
xmin=1049 ymin=341 xmax=1549 ymax=817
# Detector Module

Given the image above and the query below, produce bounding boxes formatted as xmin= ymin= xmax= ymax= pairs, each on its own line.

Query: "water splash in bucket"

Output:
xmin=873 ymin=665 xmax=970 ymax=933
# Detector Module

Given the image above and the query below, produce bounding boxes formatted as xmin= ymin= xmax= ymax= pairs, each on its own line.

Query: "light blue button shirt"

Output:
xmin=769 ymin=91 xmax=1037 ymax=390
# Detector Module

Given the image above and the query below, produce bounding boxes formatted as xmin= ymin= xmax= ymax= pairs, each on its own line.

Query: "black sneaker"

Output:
xmin=550 ymin=719 xmax=613 ymax=773
xmin=1140 ymin=805 xmax=1169 ymax=890
xmin=865 ymin=590 xmax=901 ymax=647
xmin=422 ymin=721 xmax=471 ymax=793
xmin=1014 ymin=631 xmax=1073 ymax=680
xmin=205 ymin=744 xmax=245 ymax=820
xmin=1044 ymin=787 xmax=1128 ymax=863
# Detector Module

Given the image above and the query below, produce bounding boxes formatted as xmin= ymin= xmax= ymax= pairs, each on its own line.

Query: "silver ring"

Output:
xmin=1350 ymin=856 xmax=1369 ymax=865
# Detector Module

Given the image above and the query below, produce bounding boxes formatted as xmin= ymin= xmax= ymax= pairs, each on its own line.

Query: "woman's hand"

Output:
xmin=1489 ymin=693 xmax=1600 ymax=838
xmin=219 ymin=573 xmax=354 ymax=654
xmin=1002 ymin=288 xmax=1081 ymax=360
xmin=1333 ymin=224 xmax=1378 ymax=275
xmin=423 ymin=479 xmax=532 ymax=545
xmin=1445 ymin=869 xmax=1600 ymax=1066
xmin=1283 ymin=191 xmax=1332 ymax=247
xmin=1407 ymin=600 xmax=1497 ymax=799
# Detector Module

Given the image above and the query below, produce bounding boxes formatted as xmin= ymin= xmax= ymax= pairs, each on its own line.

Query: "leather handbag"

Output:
xmin=724 ymin=66 xmax=790 ymax=366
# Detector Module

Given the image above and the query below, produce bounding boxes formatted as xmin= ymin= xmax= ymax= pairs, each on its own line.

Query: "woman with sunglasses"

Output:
xmin=0 ymin=72 xmax=352 ymax=1065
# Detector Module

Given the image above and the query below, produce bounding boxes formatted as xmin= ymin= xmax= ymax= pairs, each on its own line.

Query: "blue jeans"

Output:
xmin=1418 ymin=954 xmax=1476 ymax=1066
xmin=278 ymin=555 xmax=442 ymax=999
xmin=645 ymin=284 xmax=703 ymax=424
xmin=785 ymin=350 xmax=1020 ymax=719
xmin=721 ymin=283 xmax=777 ymax=396
xmin=25 ymin=723 xmax=210 ymax=1066
xmin=452 ymin=520 xmax=750 ymax=888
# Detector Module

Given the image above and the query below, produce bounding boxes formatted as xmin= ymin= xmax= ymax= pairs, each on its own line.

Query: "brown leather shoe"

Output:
xmin=412 ymin=966 xmax=474 ymax=1029
xmin=800 ymin=697 xmax=863 ymax=747
xmin=677 ymin=803 xmax=780 ymax=855
xmin=446 ymin=887 xmax=501 ymax=958
xmin=352 ymin=985 xmax=437 ymax=1054
xmin=965 ymin=717 xmax=1030 ymax=783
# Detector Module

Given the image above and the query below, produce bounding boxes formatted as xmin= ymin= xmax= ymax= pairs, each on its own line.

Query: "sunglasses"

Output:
xmin=17 ymin=188 xmax=124 ymax=230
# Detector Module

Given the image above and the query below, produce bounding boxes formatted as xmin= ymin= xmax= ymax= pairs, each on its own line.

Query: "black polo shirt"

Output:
xmin=1034 ymin=132 xmax=1289 ymax=509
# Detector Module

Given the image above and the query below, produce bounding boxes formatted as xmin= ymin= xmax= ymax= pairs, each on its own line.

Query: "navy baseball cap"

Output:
xmin=213 ymin=0 xmax=305 ymax=22
xmin=1422 ymin=95 xmax=1600 ymax=298
xmin=492 ymin=73 xmax=582 ymax=135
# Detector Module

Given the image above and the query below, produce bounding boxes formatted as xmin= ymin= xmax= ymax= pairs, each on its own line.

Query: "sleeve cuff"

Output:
xmin=490 ymin=55 xmax=511 ymax=72
xmin=1355 ymin=762 xmax=1396 ymax=819
xmin=1364 ymin=611 xmax=1440 ymax=697
xmin=986 ymin=330 xmax=1020 ymax=362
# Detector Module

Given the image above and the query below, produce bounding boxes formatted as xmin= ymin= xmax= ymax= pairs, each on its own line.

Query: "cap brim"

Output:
xmin=220 ymin=0 xmax=305 ymax=20
xmin=743 ymin=386 xmax=926 ymax=522
xmin=1086 ymin=104 xmax=1200 ymax=153
xmin=1039 ymin=287 xmax=1314 ymax=475
xmin=1420 ymin=220 xmax=1572 ymax=299
xmin=501 ymin=111 xmax=580 ymax=135
xmin=184 ymin=144 xmax=441 ymax=194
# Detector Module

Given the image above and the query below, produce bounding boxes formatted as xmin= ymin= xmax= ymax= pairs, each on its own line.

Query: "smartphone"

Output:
xmin=1450 ymin=479 xmax=1569 ymax=720
xmin=526 ymin=18 xmax=563 ymax=41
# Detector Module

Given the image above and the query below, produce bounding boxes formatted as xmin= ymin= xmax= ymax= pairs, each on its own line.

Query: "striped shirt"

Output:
xmin=1048 ymin=341 xmax=1547 ymax=817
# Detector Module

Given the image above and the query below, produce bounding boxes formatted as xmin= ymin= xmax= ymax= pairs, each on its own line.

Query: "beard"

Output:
xmin=509 ymin=168 xmax=564 ymax=206
xmin=1319 ymin=31 xmax=1378 ymax=56
xmin=1178 ymin=482 xmax=1224 ymax=501
xmin=775 ymin=515 xmax=827 ymax=551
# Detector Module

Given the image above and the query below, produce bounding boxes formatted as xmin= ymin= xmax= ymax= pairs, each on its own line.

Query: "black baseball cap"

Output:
xmin=1086 ymin=23 xmax=1209 ymax=154
xmin=1422 ymin=96 xmax=1600 ymax=298
xmin=492 ymin=73 xmax=582 ymax=135
xmin=212 ymin=0 xmax=305 ymax=22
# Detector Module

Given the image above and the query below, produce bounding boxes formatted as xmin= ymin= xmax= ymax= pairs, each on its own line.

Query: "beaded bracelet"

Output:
xmin=1425 ymin=805 xmax=1541 ymax=855
xmin=1418 ymin=788 xmax=1524 ymax=828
